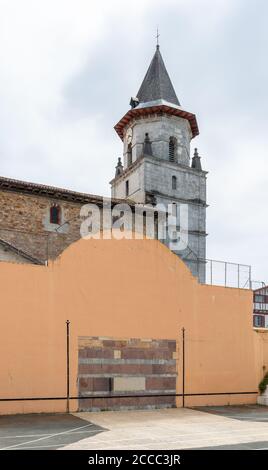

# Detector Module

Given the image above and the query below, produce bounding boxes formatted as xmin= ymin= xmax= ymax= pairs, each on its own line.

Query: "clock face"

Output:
xmin=126 ymin=127 xmax=133 ymax=144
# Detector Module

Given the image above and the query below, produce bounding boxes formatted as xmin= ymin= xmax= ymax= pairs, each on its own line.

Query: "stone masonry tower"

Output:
xmin=110 ymin=45 xmax=207 ymax=282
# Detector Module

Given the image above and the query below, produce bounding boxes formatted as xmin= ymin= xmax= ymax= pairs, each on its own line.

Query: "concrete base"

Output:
xmin=257 ymin=396 xmax=268 ymax=406
xmin=257 ymin=386 xmax=268 ymax=406
xmin=62 ymin=407 xmax=268 ymax=450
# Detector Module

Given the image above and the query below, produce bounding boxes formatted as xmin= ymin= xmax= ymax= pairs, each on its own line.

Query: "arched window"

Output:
xmin=127 ymin=144 xmax=132 ymax=166
xmin=172 ymin=175 xmax=177 ymax=190
xmin=169 ymin=136 xmax=176 ymax=162
xmin=50 ymin=205 xmax=61 ymax=225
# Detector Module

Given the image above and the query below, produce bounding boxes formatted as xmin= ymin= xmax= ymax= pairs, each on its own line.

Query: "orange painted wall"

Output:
xmin=253 ymin=329 xmax=268 ymax=383
xmin=0 ymin=238 xmax=267 ymax=414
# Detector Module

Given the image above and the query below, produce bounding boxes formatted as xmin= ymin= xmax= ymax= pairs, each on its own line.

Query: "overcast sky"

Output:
xmin=0 ymin=0 xmax=267 ymax=283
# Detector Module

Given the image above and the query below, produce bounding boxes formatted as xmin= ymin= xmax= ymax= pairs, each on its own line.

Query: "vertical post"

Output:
xmin=224 ymin=262 xmax=227 ymax=287
xmin=238 ymin=264 xmax=240 ymax=289
xmin=210 ymin=260 xmax=213 ymax=285
xmin=182 ymin=327 xmax=185 ymax=408
xmin=66 ymin=320 xmax=70 ymax=413
xmin=46 ymin=233 xmax=49 ymax=261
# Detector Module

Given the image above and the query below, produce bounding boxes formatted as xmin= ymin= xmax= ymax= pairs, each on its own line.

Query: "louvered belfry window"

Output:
xmin=169 ymin=137 xmax=176 ymax=162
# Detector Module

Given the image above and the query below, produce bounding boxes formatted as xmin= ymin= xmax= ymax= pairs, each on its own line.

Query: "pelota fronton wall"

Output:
xmin=0 ymin=237 xmax=267 ymax=415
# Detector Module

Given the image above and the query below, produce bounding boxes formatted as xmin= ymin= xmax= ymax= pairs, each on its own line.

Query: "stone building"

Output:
xmin=111 ymin=45 xmax=208 ymax=282
xmin=0 ymin=176 xmax=132 ymax=264
xmin=0 ymin=176 xmax=89 ymax=263
xmin=0 ymin=45 xmax=208 ymax=283
xmin=0 ymin=176 xmax=152 ymax=264
xmin=253 ymin=285 xmax=268 ymax=328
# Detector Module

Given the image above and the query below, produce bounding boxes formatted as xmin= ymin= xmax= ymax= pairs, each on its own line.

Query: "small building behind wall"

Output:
xmin=253 ymin=286 xmax=268 ymax=328
xmin=0 ymin=237 xmax=267 ymax=415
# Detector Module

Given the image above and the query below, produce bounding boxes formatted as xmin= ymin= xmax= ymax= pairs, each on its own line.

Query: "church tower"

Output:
xmin=110 ymin=44 xmax=207 ymax=283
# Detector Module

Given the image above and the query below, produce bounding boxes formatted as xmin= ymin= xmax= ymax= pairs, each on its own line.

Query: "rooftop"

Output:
xmin=136 ymin=46 xmax=180 ymax=109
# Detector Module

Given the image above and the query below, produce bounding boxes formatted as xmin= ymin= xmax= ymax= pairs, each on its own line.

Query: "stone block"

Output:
xmin=114 ymin=350 xmax=121 ymax=359
xmin=113 ymin=376 xmax=146 ymax=392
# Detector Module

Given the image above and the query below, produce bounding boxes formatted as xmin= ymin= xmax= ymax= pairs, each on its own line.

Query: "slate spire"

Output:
xmin=136 ymin=46 xmax=180 ymax=107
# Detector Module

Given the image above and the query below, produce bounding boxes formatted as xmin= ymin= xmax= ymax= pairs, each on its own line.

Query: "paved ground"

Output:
xmin=194 ymin=441 xmax=268 ymax=449
xmin=0 ymin=413 xmax=105 ymax=450
xmin=196 ymin=404 xmax=268 ymax=422
xmin=1 ymin=406 xmax=268 ymax=450
xmin=62 ymin=406 xmax=268 ymax=450
xmin=192 ymin=405 xmax=268 ymax=449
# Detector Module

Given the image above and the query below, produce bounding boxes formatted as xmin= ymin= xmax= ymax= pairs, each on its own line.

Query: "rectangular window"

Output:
xmin=126 ymin=180 xmax=129 ymax=197
xmin=172 ymin=202 xmax=177 ymax=218
xmin=254 ymin=315 xmax=264 ymax=327
xmin=50 ymin=206 xmax=60 ymax=225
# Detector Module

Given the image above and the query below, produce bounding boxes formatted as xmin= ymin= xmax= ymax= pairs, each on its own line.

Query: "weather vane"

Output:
xmin=156 ymin=27 xmax=160 ymax=48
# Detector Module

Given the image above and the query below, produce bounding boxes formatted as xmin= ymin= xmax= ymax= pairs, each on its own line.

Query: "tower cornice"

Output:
xmin=114 ymin=104 xmax=199 ymax=141
xmin=110 ymin=153 xmax=207 ymax=187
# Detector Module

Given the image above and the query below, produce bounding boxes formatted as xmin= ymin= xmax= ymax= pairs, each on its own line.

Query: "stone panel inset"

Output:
xmin=78 ymin=336 xmax=177 ymax=411
xmin=113 ymin=376 xmax=146 ymax=392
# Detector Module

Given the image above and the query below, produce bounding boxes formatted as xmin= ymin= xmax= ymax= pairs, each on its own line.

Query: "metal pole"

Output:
xmin=46 ymin=233 xmax=49 ymax=261
xmin=182 ymin=327 xmax=185 ymax=408
xmin=210 ymin=260 xmax=213 ymax=285
xmin=66 ymin=320 xmax=70 ymax=413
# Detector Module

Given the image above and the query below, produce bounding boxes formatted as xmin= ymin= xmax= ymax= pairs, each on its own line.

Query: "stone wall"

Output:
xmin=78 ymin=336 xmax=177 ymax=411
xmin=0 ymin=186 xmax=157 ymax=263
xmin=111 ymin=154 xmax=207 ymax=282
xmin=0 ymin=170 xmax=206 ymax=283
xmin=111 ymin=162 xmax=144 ymax=202
xmin=0 ymin=244 xmax=32 ymax=264
xmin=123 ymin=114 xmax=192 ymax=167
xmin=0 ymin=190 xmax=84 ymax=261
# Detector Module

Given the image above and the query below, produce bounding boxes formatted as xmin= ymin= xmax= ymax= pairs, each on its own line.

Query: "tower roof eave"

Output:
xmin=114 ymin=104 xmax=199 ymax=141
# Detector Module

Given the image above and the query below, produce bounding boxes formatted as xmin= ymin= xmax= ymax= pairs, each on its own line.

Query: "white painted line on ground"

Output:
xmin=0 ymin=428 xmax=100 ymax=439
xmin=0 ymin=423 xmax=96 ymax=450
xmin=0 ymin=434 xmax=51 ymax=439
xmin=20 ymin=444 xmax=61 ymax=449
xmin=68 ymin=430 xmax=103 ymax=435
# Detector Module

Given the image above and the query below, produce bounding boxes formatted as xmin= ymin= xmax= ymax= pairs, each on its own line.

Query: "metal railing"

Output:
xmin=250 ymin=280 xmax=266 ymax=291
xmin=200 ymin=258 xmax=252 ymax=289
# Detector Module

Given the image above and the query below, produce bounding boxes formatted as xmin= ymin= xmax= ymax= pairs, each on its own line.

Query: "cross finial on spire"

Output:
xmin=135 ymin=36 xmax=181 ymax=107
xmin=156 ymin=27 xmax=160 ymax=49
